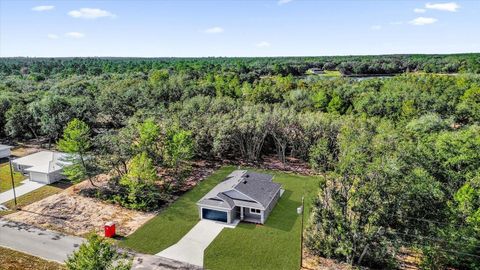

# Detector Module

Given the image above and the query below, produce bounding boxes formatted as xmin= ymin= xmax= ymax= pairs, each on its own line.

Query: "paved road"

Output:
xmin=0 ymin=179 xmax=46 ymax=204
xmin=0 ymin=219 xmax=84 ymax=263
xmin=156 ymin=219 xmax=237 ymax=267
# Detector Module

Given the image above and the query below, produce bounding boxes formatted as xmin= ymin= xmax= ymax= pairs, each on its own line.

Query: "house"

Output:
xmin=12 ymin=151 xmax=72 ymax=184
xmin=197 ymin=170 xmax=282 ymax=224
xmin=0 ymin=145 xmax=12 ymax=159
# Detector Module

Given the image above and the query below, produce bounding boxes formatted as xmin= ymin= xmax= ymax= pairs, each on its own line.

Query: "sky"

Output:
xmin=0 ymin=0 xmax=479 ymax=57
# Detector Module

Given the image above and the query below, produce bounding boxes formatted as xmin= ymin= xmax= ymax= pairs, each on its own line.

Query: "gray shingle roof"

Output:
xmin=234 ymin=177 xmax=281 ymax=208
xmin=197 ymin=170 xmax=281 ymax=210
xmin=216 ymin=193 xmax=235 ymax=208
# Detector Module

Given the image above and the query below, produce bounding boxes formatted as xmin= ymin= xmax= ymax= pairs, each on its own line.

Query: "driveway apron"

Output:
xmin=156 ymin=219 xmax=237 ymax=267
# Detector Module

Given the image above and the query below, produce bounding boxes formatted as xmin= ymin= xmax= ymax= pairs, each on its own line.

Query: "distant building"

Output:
xmin=12 ymin=151 xmax=71 ymax=184
xmin=0 ymin=145 xmax=12 ymax=159
xmin=307 ymin=68 xmax=324 ymax=75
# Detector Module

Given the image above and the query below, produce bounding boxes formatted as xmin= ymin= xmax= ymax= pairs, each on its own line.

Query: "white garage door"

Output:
xmin=29 ymin=172 xmax=49 ymax=184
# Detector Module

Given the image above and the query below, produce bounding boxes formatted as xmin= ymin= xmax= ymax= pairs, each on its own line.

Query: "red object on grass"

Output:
xmin=104 ymin=222 xmax=116 ymax=238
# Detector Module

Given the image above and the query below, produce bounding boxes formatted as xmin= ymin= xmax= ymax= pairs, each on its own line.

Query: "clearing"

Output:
xmin=122 ymin=166 xmax=320 ymax=270
xmin=322 ymin=70 xmax=342 ymax=77
xmin=4 ymin=179 xmax=155 ymax=236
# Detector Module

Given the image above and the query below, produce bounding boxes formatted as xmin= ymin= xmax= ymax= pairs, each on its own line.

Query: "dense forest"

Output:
xmin=1 ymin=53 xmax=480 ymax=78
xmin=1 ymin=54 xmax=479 ymax=269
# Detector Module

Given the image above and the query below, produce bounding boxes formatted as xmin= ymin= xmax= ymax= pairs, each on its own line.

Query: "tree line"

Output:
xmin=1 ymin=53 xmax=479 ymax=78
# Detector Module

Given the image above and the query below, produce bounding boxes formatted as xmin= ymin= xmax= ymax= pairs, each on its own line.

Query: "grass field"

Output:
xmin=321 ymin=70 xmax=342 ymax=77
xmin=121 ymin=166 xmax=321 ymax=270
xmin=0 ymin=247 xmax=65 ymax=270
xmin=0 ymin=161 xmax=26 ymax=192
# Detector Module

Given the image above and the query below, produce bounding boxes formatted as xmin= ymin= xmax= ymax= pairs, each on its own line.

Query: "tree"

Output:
xmin=5 ymin=103 xmax=38 ymax=139
xmin=306 ymin=118 xmax=401 ymax=268
xmin=457 ymin=86 xmax=480 ymax=123
xmin=134 ymin=118 xmax=162 ymax=164
xmin=327 ymin=93 xmax=344 ymax=114
xmin=308 ymin=138 xmax=335 ymax=173
xmin=30 ymin=94 xmax=73 ymax=147
xmin=119 ymin=152 xmax=161 ymax=210
xmin=164 ymin=124 xmax=194 ymax=188
xmin=311 ymin=90 xmax=329 ymax=111
xmin=65 ymin=234 xmax=131 ymax=270
xmin=149 ymin=69 xmax=169 ymax=85
xmin=269 ymin=106 xmax=297 ymax=163
xmin=58 ymin=118 xmax=96 ymax=186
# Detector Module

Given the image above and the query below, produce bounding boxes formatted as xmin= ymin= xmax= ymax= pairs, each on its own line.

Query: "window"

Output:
xmin=250 ymin=208 xmax=261 ymax=214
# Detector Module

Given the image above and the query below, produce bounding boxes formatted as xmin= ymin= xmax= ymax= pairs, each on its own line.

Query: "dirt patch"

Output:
xmin=223 ymin=155 xmax=313 ymax=175
xmin=302 ymin=250 xmax=357 ymax=270
xmin=157 ymin=160 xmax=221 ymax=193
xmin=302 ymin=248 xmax=422 ymax=270
xmin=5 ymin=179 xmax=155 ymax=237
xmin=10 ymin=146 xmax=43 ymax=158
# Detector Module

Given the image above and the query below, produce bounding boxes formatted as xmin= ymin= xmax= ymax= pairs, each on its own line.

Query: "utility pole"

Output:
xmin=9 ymin=156 xmax=17 ymax=208
xmin=298 ymin=195 xmax=305 ymax=269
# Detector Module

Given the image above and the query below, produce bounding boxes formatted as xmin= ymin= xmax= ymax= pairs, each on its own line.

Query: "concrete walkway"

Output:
xmin=0 ymin=219 xmax=83 ymax=263
xmin=156 ymin=220 xmax=238 ymax=267
xmin=0 ymin=179 xmax=46 ymax=204
xmin=132 ymin=253 xmax=203 ymax=270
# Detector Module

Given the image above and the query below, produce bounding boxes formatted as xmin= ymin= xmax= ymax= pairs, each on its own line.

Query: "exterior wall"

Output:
xmin=29 ymin=172 xmax=49 ymax=184
xmin=29 ymin=170 xmax=64 ymax=184
xmin=13 ymin=164 xmax=29 ymax=173
xmin=263 ymin=189 xmax=281 ymax=222
xmin=244 ymin=207 xmax=262 ymax=223
xmin=0 ymin=148 xmax=11 ymax=159
xmin=48 ymin=170 xmax=64 ymax=183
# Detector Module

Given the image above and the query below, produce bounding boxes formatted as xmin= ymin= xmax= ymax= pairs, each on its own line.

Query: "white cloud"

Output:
xmin=278 ymin=0 xmax=294 ymax=5
xmin=370 ymin=25 xmax=382 ymax=30
xmin=32 ymin=5 xmax=55 ymax=11
xmin=414 ymin=8 xmax=426 ymax=13
xmin=47 ymin=34 xmax=59 ymax=39
xmin=68 ymin=8 xmax=116 ymax=19
xmin=425 ymin=2 xmax=460 ymax=12
xmin=409 ymin=17 xmax=438 ymax=25
xmin=256 ymin=41 xmax=271 ymax=48
xmin=65 ymin=32 xmax=85 ymax=38
xmin=204 ymin=26 xmax=224 ymax=34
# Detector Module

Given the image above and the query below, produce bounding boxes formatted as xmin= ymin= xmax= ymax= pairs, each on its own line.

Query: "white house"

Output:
xmin=0 ymin=145 xmax=12 ymax=159
xmin=12 ymin=151 xmax=72 ymax=184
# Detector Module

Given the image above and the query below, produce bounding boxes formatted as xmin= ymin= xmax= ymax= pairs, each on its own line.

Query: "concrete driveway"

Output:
xmin=156 ymin=219 xmax=238 ymax=267
xmin=0 ymin=179 xmax=46 ymax=204
xmin=0 ymin=219 xmax=83 ymax=263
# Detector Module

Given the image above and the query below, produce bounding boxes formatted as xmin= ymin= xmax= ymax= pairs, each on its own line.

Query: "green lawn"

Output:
xmin=0 ymin=246 xmax=65 ymax=270
xmin=0 ymin=161 xmax=26 ymax=193
xmin=121 ymin=166 xmax=321 ymax=270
